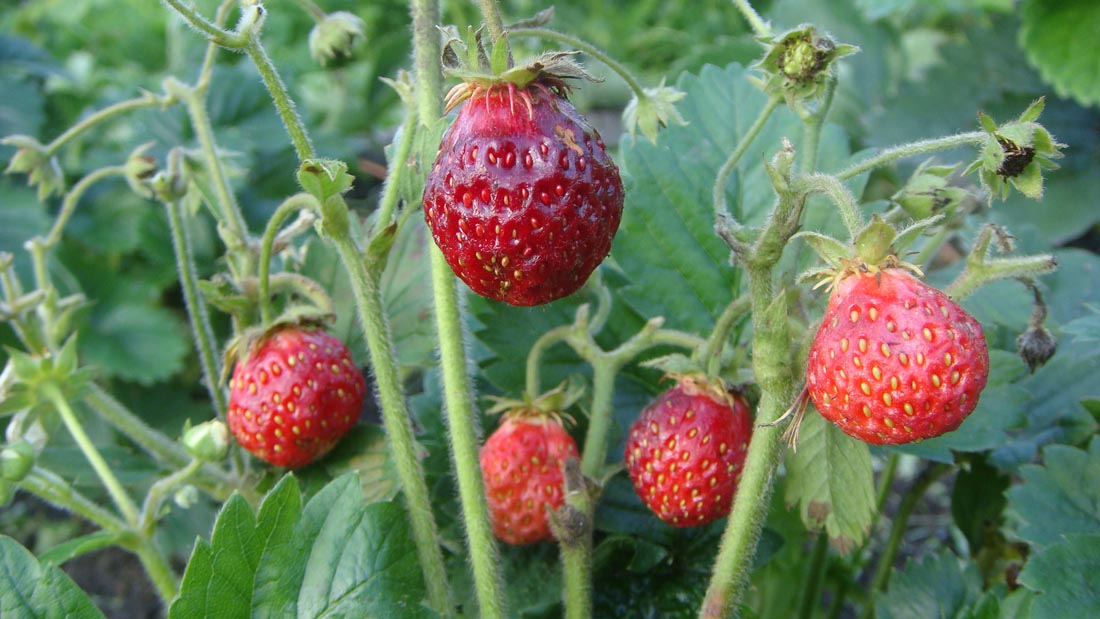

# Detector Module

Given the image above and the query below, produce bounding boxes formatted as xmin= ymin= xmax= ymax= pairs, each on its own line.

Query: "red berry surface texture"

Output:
xmin=806 ymin=268 xmax=990 ymax=445
xmin=423 ymin=85 xmax=624 ymax=306
xmin=480 ymin=414 xmax=580 ymax=545
xmin=227 ymin=328 xmax=366 ymax=468
xmin=625 ymin=379 xmax=754 ymax=527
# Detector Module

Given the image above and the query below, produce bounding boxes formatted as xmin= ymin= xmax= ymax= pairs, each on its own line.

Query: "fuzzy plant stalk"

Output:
xmin=411 ymin=0 xmax=508 ymax=615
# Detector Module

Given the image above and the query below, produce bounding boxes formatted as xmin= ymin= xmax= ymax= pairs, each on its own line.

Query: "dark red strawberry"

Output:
xmin=625 ymin=377 xmax=754 ymax=527
xmin=806 ymin=267 xmax=989 ymax=444
xmin=227 ymin=327 xmax=366 ymax=468
xmin=423 ymin=80 xmax=623 ymax=306
xmin=480 ymin=411 xmax=580 ymax=545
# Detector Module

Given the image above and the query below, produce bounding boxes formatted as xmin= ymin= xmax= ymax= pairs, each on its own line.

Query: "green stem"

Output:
xmin=83 ymin=384 xmax=233 ymax=491
xmin=20 ymin=467 xmax=126 ymax=531
xmin=193 ymin=0 xmax=236 ymax=91
xmin=836 ymin=132 xmax=986 ymax=182
xmin=860 ymin=463 xmax=951 ymax=619
xmin=945 ymin=255 xmax=1057 ymax=300
xmin=912 ymin=226 xmax=952 ymax=270
xmin=731 ymin=0 xmax=771 ymax=37
xmin=245 ymin=38 xmax=316 ymax=161
xmin=429 ymin=247 xmax=507 ymax=619
xmin=562 ymin=538 xmax=592 ymax=619
xmin=44 ymin=384 xmax=141 ymax=526
xmin=412 ymin=0 xmax=503 ymax=614
xmin=131 ymin=538 xmax=180 ymax=604
xmin=797 ymin=534 xmax=830 ymax=619
xmin=332 ymin=233 xmax=455 ymax=616
xmin=181 ymin=89 xmax=250 ymax=267
xmin=160 ymin=0 xmax=248 ymax=48
xmin=139 ymin=459 xmax=202 ymax=536
xmin=410 ymin=0 xmax=443 ymax=128
xmin=258 ymin=194 xmax=318 ymax=325
xmin=578 ymin=359 xmax=619 ymax=480
xmin=508 ymin=28 xmax=648 ymax=98
xmin=525 ymin=326 xmax=572 ymax=396
xmin=714 ymin=96 xmax=783 ymax=221
xmin=478 ymin=0 xmax=506 ymax=44
xmin=46 ymin=166 xmax=126 ymax=246
xmin=701 ymin=294 xmax=751 ymax=377
xmin=795 ymin=173 xmax=863 ymax=242
xmin=799 ymin=77 xmax=836 ymax=173
xmin=165 ymin=199 xmax=227 ymax=417
xmin=44 ymin=97 xmax=165 ymax=157
xmin=374 ymin=112 xmax=418 ymax=231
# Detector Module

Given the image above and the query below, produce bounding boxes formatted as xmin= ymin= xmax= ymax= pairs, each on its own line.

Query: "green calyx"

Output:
xmin=964 ymin=97 xmax=1064 ymax=201
xmin=0 ymin=336 xmax=95 ymax=420
xmin=892 ymin=161 xmax=972 ymax=220
xmin=751 ymin=25 xmax=858 ymax=111
xmin=488 ymin=380 xmax=585 ymax=422
xmin=438 ymin=24 xmax=597 ymax=112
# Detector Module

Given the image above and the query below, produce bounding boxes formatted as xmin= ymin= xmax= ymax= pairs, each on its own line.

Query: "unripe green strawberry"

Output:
xmin=480 ymin=412 xmax=580 ymax=545
xmin=423 ymin=79 xmax=623 ymax=306
xmin=227 ymin=327 xmax=366 ymax=468
xmin=806 ymin=267 xmax=989 ymax=444
xmin=625 ymin=377 xmax=753 ymax=527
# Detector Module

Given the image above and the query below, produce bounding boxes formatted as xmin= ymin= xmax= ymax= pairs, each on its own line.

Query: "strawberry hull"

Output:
xmin=423 ymin=86 xmax=624 ymax=306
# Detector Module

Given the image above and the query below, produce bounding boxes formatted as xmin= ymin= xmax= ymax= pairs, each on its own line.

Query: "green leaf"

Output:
xmin=875 ymin=550 xmax=982 ymax=619
xmin=0 ymin=535 xmax=106 ymax=619
xmin=79 ymin=304 xmax=189 ymax=385
xmin=297 ymin=424 xmax=401 ymax=504
xmin=170 ymin=475 xmax=302 ymax=619
xmin=1020 ymin=0 xmax=1100 ymax=107
xmin=785 ymin=411 xmax=876 ymax=553
xmin=1016 ymin=534 xmax=1100 ymax=619
xmin=250 ymin=473 xmax=434 ymax=618
xmin=1006 ymin=437 xmax=1100 ymax=548
xmin=37 ymin=531 xmax=121 ymax=565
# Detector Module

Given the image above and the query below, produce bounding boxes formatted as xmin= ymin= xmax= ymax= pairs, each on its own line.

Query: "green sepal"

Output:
xmin=489 ymin=32 xmax=510 ymax=75
xmin=297 ymin=158 xmax=354 ymax=204
xmin=792 ymin=231 xmax=849 ymax=267
xmin=638 ymin=353 xmax=705 ymax=377
xmin=0 ymin=441 xmax=36 ymax=482
xmin=893 ymin=215 xmax=945 ymax=256
xmin=853 ymin=215 xmax=897 ymax=266
xmin=197 ymin=276 xmax=253 ymax=316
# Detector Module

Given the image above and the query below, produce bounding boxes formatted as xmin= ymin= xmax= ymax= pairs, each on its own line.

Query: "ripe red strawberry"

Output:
xmin=805 ymin=267 xmax=989 ymax=445
xmin=625 ymin=377 xmax=753 ymax=527
xmin=422 ymin=79 xmax=624 ymax=306
xmin=480 ymin=412 xmax=580 ymax=545
xmin=227 ymin=327 xmax=366 ymax=468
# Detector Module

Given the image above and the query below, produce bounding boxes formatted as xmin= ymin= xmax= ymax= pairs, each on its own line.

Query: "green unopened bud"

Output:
xmin=182 ymin=420 xmax=229 ymax=462
xmin=752 ymin=25 xmax=858 ymax=109
xmin=124 ymin=142 xmax=158 ymax=199
xmin=150 ymin=147 xmax=189 ymax=203
xmin=174 ymin=485 xmax=200 ymax=509
xmin=0 ymin=441 xmax=35 ymax=482
xmin=309 ymin=11 xmax=366 ymax=67
xmin=2 ymin=135 xmax=65 ymax=200
xmin=893 ymin=162 xmax=970 ymax=219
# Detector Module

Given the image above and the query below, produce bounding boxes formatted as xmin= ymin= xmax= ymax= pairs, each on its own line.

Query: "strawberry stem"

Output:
xmin=414 ymin=0 xmax=507 ymax=612
xmin=258 ymin=193 xmax=318 ymax=326
xmin=161 ymin=0 xmax=249 ymax=48
xmin=713 ymin=95 xmax=783 ymax=223
xmin=509 ymin=27 xmax=648 ymax=99
xmin=836 ymin=131 xmax=986 ymax=182
xmin=732 ymin=0 xmax=772 ymax=37
xmin=478 ymin=0 xmax=507 ymax=44
xmin=700 ymin=294 xmax=751 ymax=377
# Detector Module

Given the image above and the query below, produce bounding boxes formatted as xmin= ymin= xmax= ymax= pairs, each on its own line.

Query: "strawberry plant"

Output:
xmin=2 ymin=1 xmax=1099 ymax=618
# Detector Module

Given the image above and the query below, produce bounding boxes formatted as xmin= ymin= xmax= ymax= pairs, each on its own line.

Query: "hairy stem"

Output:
xmin=525 ymin=326 xmax=572 ymax=396
xmin=131 ymin=538 xmax=181 ymax=605
xmin=139 ymin=459 xmax=202 ymax=536
xmin=258 ymin=194 xmax=318 ymax=326
xmin=478 ymin=0 xmax=506 ymax=44
xmin=332 ymin=233 xmax=455 ymax=617
xmin=836 ymin=132 xmax=986 ymax=182
xmin=46 ymin=166 xmax=126 ymax=246
xmin=731 ymin=0 xmax=771 ymax=37
xmin=166 ymin=199 xmax=227 ymax=417
xmin=714 ymin=96 xmax=783 ymax=221
xmin=701 ymin=294 xmax=751 ymax=377
xmin=798 ymin=77 xmax=836 ymax=174
xmin=44 ymin=97 xmax=165 ymax=157
xmin=797 ymin=534 xmax=830 ymax=619
xmin=160 ymin=0 xmax=247 ymax=48
xmin=20 ymin=467 xmax=126 ymax=531
xmin=245 ymin=39 xmax=316 ymax=162
xmin=293 ymin=0 xmax=327 ymax=22
xmin=374 ymin=112 xmax=418 ymax=231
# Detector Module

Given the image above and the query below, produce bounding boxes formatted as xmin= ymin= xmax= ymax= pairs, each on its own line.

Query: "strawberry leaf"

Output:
xmin=0 ymin=535 xmax=106 ymax=619
xmin=874 ymin=550 xmax=984 ymax=619
xmin=1006 ymin=437 xmax=1100 ymax=548
xmin=1016 ymin=534 xmax=1100 ymax=619
xmin=784 ymin=410 xmax=875 ymax=554
xmin=1019 ymin=0 xmax=1100 ymax=107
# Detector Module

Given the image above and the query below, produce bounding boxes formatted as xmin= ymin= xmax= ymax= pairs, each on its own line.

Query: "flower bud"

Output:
xmin=893 ymin=162 xmax=970 ymax=219
xmin=309 ymin=11 xmax=366 ymax=67
xmin=182 ymin=420 xmax=230 ymax=462
xmin=2 ymin=135 xmax=65 ymax=200
xmin=1017 ymin=324 xmax=1056 ymax=373
xmin=0 ymin=441 xmax=35 ymax=482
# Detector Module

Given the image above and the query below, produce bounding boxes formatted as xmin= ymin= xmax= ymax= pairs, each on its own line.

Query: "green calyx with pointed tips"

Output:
xmin=487 ymin=380 xmax=585 ymax=422
xmin=964 ymin=97 xmax=1064 ymax=201
xmin=750 ymin=25 xmax=858 ymax=111
xmin=0 ymin=336 xmax=96 ymax=420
